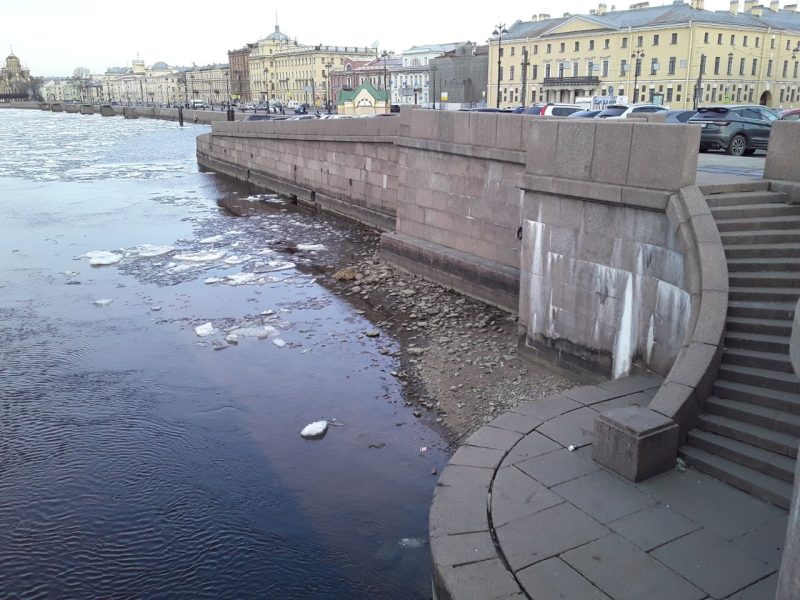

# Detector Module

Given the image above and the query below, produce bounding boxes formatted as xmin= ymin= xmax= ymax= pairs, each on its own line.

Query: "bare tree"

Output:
xmin=73 ymin=66 xmax=91 ymax=80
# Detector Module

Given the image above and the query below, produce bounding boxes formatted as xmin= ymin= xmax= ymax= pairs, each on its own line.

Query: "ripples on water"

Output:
xmin=0 ymin=109 xmax=443 ymax=599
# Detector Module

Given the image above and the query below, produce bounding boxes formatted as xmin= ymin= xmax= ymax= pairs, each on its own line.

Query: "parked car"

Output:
xmin=566 ymin=109 xmax=602 ymax=118
xmin=688 ymin=104 xmax=780 ymax=155
xmin=244 ymin=114 xmax=275 ymax=121
xmin=595 ymin=105 xmax=629 ymax=118
xmin=607 ymin=104 xmax=669 ymax=119
xmin=664 ymin=109 xmax=697 ymax=123
xmin=524 ymin=103 xmax=582 ymax=117
xmin=780 ymin=107 xmax=800 ymax=120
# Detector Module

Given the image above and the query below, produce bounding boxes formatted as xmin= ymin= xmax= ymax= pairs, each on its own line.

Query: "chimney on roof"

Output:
xmin=784 ymin=3 xmax=797 ymax=10
xmin=598 ymin=3 xmax=608 ymax=14
xmin=692 ymin=0 xmax=704 ymax=8
xmin=769 ymin=0 xmax=779 ymax=9
xmin=744 ymin=0 xmax=755 ymax=10
xmin=729 ymin=0 xmax=739 ymax=12
xmin=539 ymin=13 xmax=551 ymax=20
xmin=564 ymin=11 xmax=572 ymax=16
xmin=590 ymin=8 xmax=597 ymax=13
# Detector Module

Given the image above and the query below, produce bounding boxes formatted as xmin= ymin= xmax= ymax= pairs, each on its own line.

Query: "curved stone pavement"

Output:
xmin=430 ymin=374 xmax=787 ymax=600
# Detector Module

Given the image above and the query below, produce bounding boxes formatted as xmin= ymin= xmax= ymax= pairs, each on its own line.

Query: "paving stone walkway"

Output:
xmin=430 ymin=375 xmax=788 ymax=600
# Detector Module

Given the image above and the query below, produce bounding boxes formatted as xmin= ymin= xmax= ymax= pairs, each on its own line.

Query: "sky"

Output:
xmin=5 ymin=0 xmax=740 ymax=76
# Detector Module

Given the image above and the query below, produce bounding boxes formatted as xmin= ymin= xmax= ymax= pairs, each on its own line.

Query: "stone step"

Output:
xmin=726 ymin=316 xmax=794 ymax=337
xmin=711 ymin=202 xmax=800 ymax=220
xmin=727 ymin=257 xmax=800 ymax=272
xmin=678 ymin=445 xmax=792 ymax=509
xmin=727 ymin=301 xmax=797 ymax=321
xmin=728 ymin=272 xmax=800 ymax=289
xmin=714 ymin=379 xmax=800 ymax=414
xmin=702 ymin=188 xmax=781 ymax=206
xmin=724 ymin=331 xmax=792 ymax=354
xmin=724 ymin=243 xmax=800 ymax=259
xmin=722 ymin=347 xmax=795 ymax=373
xmin=721 ymin=230 xmax=800 ymax=245
xmin=687 ymin=428 xmax=796 ymax=482
xmin=697 ymin=413 xmax=799 ymax=458
xmin=717 ymin=364 xmax=800 ymax=394
xmin=716 ymin=216 xmax=800 ymax=232
xmin=729 ymin=286 xmax=800 ymax=303
xmin=706 ymin=396 xmax=800 ymax=438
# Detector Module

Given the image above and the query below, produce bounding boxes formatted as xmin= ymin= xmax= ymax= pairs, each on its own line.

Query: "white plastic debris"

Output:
xmin=194 ymin=322 xmax=214 ymax=337
xmin=272 ymin=338 xmax=287 ymax=348
xmin=93 ymin=298 xmax=113 ymax=307
xmin=300 ymin=420 xmax=328 ymax=439
xmin=85 ymin=251 xmax=122 ymax=266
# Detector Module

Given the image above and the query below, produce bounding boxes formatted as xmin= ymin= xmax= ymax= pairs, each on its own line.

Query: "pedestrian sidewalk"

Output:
xmin=430 ymin=375 xmax=787 ymax=600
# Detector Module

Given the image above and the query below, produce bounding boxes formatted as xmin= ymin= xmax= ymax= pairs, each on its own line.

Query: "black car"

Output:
xmin=594 ymin=105 xmax=628 ymax=118
xmin=688 ymin=105 xmax=780 ymax=155
xmin=664 ymin=110 xmax=696 ymax=123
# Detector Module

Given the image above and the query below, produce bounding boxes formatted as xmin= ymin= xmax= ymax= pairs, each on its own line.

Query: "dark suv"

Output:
xmin=688 ymin=105 xmax=780 ymax=156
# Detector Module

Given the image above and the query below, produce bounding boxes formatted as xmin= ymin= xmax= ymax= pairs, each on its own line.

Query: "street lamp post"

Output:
xmin=325 ymin=61 xmax=334 ymax=113
xmin=190 ymin=74 xmax=195 ymax=106
xmin=224 ymin=71 xmax=230 ymax=105
xmin=431 ymin=64 xmax=438 ymax=110
xmin=493 ymin=23 xmax=508 ymax=108
xmin=693 ymin=54 xmax=707 ymax=110
xmin=631 ymin=49 xmax=645 ymax=103
xmin=520 ymin=48 xmax=530 ymax=108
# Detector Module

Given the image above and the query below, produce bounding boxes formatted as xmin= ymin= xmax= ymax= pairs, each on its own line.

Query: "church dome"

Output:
xmin=265 ymin=25 xmax=289 ymax=42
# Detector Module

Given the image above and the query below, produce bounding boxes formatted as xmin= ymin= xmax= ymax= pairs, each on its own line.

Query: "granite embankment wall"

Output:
xmin=2 ymin=101 xmax=247 ymax=125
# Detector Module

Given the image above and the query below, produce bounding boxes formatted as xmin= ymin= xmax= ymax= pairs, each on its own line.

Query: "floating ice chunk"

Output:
xmin=223 ymin=255 xmax=252 ymax=265
xmin=174 ymin=250 xmax=226 ymax=262
xmin=84 ymin=250 xmax=122 ymax=266
xmin=296 ymin=244 xmax=326 ymax=252
xmin=204 ymin=277 xmax=224 ymax=284
xmin=228 ymin=325 xmax=278 ymax=340
xmin=300 ymin=420 xmax=328 ymax=438
xmin=398 ymin=538 xmax=427 ymax=549
xmin=93 ymin=298 xmax=113 ymax=307
xmin=199 ymin=235 xmax=224 ymax=244
xmin=131 ymin=244 xmax=174 ymax=257
xmin=226 ymin=272 xmax=259 ymax=286
xmin=267 ymin=260 xmax=295 ymax=272
xmin=272 ymin=338 xmax=287 ymax=348
xmin=194 ymin=322 xmax=214 ymax=337
xmin=225 ymin=334 xmax=239 ymax=344
xmin=62 ymin=271 xmax=80 ymax=277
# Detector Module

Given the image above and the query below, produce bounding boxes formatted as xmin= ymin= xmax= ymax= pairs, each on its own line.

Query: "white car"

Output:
xmin=610 ymin=104 xmax=669 ymax=119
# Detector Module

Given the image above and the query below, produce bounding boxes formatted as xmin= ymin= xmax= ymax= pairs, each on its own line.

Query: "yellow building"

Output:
xmin=248 ymin=25 xmax=377 ymax=106
xmin=490 ymin=0 xmax=800 ymax=110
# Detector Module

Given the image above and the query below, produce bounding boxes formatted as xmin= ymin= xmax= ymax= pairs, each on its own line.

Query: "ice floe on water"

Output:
xmin=93 ymin=298 xmax=113 ymax=307
xmin=128 ymin=244 xmax=175 ymax=257
xmin=83 ymin=250 xmax=123 ymax=266
xmin=194 ymin=322 xmax=214 ymax=337
xmin=296 ymin=244 xmax=326 ymax=252
xmin=174 ymin=250 xmax=226 ymax=262
xmin=223 ymin=255 xmax=251 ymax=265
xmin=300 ymin=420 xmax=328 ymax=439
xmin=271 ymin=338 xmax=287 ymax=348
xmin=199 ymin=235 xmax=225 ymax=244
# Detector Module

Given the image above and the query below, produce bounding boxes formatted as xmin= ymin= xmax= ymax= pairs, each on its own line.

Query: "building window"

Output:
xmin=511 ymin=47 xmax=516 ymax=56
xmin=788 ymin=40 xmax=792 ymax=51
xmin=794 ymin=61 xmax=799 ymax=78
xmin=499 ymin=66 xmax=503 ymax=81
xmin=545 ymin=64 xmax=551 ymax=78
xmin=602 ymin=60 xmax=609 ymax=77
xmin=740 ymin=58 xmax=746 ymax=75
xmin=704 ymin=32 xmax=709 ymax=44
xmin=730 ymin=35 xmax=735 ymax=45
xmin=573 ymin=61 xmax=579 ymax=74
xmin=677 ymin=84 xmax=682 ymax=92
xmin=532 ymin=65 xmax=538 ymax=79
xmin=771 ymin=37 xmax=776 ymax=49
xmin=637 ymin=35 xmax=643 ymax=47
xmin=547 ymin=43 xmax=552 ymax=53
xmin=711 ymin=88 xmax=717 ymax=102
xmin=743 ymin=36 xmax=748 ymax=47
xmin=752 ymin=58 xmax=758 ymax=76
xmin=653 ymin=34 xmax=659 ymax=46
xmin=714 ymin=56 xmax=720 ymax=75
xmin=575 ymin=41 xmax=580 ymax=51
xmin=622 ymin=37 xmax=628 ymax=48
xmin=604 ymin=38 xmax=610 ymax=49
xmin=727 ymin=55 xmax=733 ymax=75
xmin=651 ymin=58 xmax=658 ymax=75
xmin=755 ymin=36 xmax=760 ymax=48
xmin=589 ymin=40 xmax=595 ymax=50
xmin=668 ymin=57 xmax=676 ymax=75
xmin=587 ymin=61 xmax=594 ymax=76
xmin=780 ymin=88 xmax=785 ymax=102
xmin=671 ymin=33 xmax=678 ymax=45
xmin=510 ymin=66 xmax=515 ymax=80
xmin=784 ymin=60 xmax=789 ymax=78
xmin=768 ymin=60 xmax=773 ymax=77
xmin=667 ymin=87 xmax=673 ymax=102
xmin=620 ymin=59 xmax=627 ymax=76
xmin=560 ymin=42 xmax=565 ymax=52
xmin=718 ymin=33 xmax=723 ymax=45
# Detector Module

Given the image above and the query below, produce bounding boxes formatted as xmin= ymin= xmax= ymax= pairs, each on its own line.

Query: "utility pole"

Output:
xmin=520 ymin=48 xmax=530 ymax=108
xmin=493 ymin=23 xmax=508 ymax=108
xmin=694 ymin=53 xmax=706 ymax=110
xmin=431 ymin=64 xmax=438 ymax=109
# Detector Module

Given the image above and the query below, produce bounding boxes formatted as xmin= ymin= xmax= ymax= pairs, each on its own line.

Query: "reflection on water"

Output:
xmin=0 ymin=109 xmax=444 ymax=599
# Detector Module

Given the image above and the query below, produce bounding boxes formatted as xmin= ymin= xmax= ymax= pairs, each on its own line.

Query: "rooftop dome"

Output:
xmin=265 ymin=25 xmax=289 ymax=42
xmin=151 ymin=61 xmax=169 ymax=70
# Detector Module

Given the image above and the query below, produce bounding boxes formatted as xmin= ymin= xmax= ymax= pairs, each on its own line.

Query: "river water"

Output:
xmin=0 ymin=109 xmax=447 ymax=599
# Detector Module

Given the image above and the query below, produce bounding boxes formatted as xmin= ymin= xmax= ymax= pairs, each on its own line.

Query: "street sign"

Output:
xmin=440 ymin=92 xmax=448 ymax=101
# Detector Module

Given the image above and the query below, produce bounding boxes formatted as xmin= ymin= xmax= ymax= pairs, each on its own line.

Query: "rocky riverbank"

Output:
xmin=325 ymin=229 xmax=579 ymax=444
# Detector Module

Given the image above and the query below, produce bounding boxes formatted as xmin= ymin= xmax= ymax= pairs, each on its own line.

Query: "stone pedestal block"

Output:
xmin=593 ymin=406 xmax=679 ymax=482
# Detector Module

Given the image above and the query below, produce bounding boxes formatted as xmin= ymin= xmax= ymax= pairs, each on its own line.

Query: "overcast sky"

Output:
xmin=6 ymin=0 xmax=738 ymax=76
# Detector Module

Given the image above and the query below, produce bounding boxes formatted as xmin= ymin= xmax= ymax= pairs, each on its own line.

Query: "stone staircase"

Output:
xmin=679 ymin=182 xmax=800 ymax=509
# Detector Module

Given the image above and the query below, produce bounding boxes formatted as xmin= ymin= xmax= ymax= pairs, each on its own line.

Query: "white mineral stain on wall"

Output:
xmin=613 ymin=272 xmax=635 ymax=378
